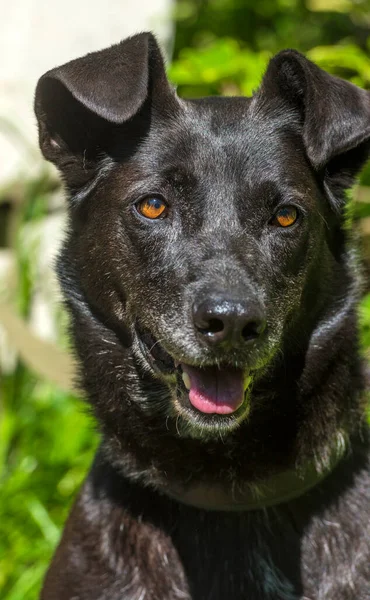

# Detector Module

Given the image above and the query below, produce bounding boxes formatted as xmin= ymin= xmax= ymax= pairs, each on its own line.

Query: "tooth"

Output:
xmin=182 ymin=372 xmax=191 ymax=391
xmin=244 ymin=375 xmax=252 ymax=391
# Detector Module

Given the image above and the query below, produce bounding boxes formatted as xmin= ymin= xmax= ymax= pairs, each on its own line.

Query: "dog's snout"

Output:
xmin=192 ymin=294 xmax=266 ymax=348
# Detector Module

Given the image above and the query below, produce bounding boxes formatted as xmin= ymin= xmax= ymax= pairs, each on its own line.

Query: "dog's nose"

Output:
xmin=192 ymin=295 xmax=266 ymax=348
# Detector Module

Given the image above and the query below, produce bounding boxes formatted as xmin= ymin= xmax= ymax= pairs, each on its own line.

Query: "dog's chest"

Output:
xmin=171 ymin=508 xmax=301 ymax=600
xmin=184 ymin=549 xmax=299 ymax=600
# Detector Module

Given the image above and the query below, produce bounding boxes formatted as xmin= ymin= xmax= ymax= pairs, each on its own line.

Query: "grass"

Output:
xmin=0 ymin=370 xmax=97 ymax=599
xmin=0 ymin=175 xmax=98 ymax=599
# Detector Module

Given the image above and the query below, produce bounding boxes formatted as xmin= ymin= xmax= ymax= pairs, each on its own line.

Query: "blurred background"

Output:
xmin=1 ymin=1 xmax=370 ymax=597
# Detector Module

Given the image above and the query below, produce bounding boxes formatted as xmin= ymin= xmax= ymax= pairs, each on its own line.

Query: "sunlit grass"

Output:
xmin=0 ymin=371 xmax=97 ymax=599
xmin=0 ymin=172 xmax=98 ymax=599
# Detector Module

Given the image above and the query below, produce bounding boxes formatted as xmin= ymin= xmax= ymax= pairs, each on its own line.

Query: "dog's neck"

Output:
xmin=158 ymin=442 xmax=346 ymax=511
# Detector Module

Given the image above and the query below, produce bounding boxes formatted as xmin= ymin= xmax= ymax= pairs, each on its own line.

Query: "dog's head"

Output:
xmin=35 ymin=33 xmax=370 ymax=444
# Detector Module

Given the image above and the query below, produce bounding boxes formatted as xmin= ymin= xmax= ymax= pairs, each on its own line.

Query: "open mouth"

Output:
xmin=180 ymin=363 xmax=252 ymax=415
xmin=137 ymin=328 xmax=252 ymax=421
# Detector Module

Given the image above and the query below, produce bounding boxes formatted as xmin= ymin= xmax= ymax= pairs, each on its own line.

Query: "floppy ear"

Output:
xmin=34 ymin=32 xmax=177 ymax=193
xmin=258 ymin=50 xmax=370 ymax=210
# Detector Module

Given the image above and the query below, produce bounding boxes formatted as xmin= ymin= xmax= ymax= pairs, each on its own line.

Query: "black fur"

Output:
xmin=35 ymin=33 xmax=370 ymax=599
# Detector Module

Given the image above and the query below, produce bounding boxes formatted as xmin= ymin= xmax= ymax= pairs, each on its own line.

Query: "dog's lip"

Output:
xmin=136 ymin=328 xmax=176 ymax=375
xmin=136 ymin=325 xmax=251 ymax=375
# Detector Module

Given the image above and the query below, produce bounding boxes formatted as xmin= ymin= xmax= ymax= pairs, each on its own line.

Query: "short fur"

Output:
xmin=35 ymin=33 xmax=370 ymax=599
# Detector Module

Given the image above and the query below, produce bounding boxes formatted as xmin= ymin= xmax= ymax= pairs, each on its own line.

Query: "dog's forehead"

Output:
xmin=147 ymin=95 xmax=307 ymax=185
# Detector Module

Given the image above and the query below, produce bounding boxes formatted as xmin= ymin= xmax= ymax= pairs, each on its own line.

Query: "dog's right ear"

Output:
xmin=35 ymin=33 xmax=177 ymax=192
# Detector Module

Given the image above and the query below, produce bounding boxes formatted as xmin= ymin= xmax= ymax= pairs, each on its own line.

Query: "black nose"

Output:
xmin=193 ymin=295 xmax=266 ymax=348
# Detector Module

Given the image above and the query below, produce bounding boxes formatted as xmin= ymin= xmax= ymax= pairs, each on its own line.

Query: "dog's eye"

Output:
xmin=271 ymin=206 xmax=298 ymax=228
xmin=136 ymin=197 xmax=168 ymax=220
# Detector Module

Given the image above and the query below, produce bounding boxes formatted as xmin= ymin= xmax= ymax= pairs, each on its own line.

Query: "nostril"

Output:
xmin=197 ymin=317 xmax=225 ymax=335
xmin=206 ymin=318 xmax=224 ymax=334
xmin=241 ymin=320 xmax=265 ymax=341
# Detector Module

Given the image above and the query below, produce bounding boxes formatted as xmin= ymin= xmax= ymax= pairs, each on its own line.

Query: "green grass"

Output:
xmin=0 ymin=370 xmax=97 ymax=599
xmin=0 ymin=175 xmax=98 ymax=599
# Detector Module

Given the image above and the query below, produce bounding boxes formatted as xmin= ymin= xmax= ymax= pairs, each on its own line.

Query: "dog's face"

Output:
xmin=35 ymin=34 xmax=370 ymax=442
xmin=76 ymin=101 xmax=325 ymax=438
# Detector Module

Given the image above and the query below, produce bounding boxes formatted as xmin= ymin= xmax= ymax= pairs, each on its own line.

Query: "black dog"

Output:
xmin=35 ymin=33 xmax=370 ymax=599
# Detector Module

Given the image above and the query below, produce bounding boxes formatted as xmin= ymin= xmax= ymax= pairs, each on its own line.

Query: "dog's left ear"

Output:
xmin=258 ymin=50 xmax=370 ymax=209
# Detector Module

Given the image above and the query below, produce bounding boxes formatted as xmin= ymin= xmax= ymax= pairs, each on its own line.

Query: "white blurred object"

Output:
xmin=0 ymin=0 xmax=174 ymax=186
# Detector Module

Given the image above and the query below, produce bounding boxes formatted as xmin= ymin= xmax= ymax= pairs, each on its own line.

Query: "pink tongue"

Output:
xmin=181 ymin=364 xmax=245 ymax=415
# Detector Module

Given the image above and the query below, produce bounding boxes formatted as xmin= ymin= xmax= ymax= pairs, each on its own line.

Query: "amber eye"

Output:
xmin=272 ymin=206 xmax=298 ymax=228
xmin=136 ymin=197 xmax=168 ymax=220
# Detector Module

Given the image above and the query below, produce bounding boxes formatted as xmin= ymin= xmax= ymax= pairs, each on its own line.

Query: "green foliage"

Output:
xmin=360 ymin=293 xmax=370 ymax=353
xmin=170 ymin=38 xmax=269 ymax=96
xmin=0 ymin=374 xmax=97 ymax=599
xmin=170 ymin=0 xmax=370 ymax=101
xmin=307 ymin=43 xmax=370 ymax=86
xmin=1 ymin=176 xmax=97 ymax=598
xmin=2 ymin=1 xmax=370 ymax=598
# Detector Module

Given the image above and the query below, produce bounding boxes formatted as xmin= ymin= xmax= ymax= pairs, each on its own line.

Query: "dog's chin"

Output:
xmin=136 ymin=328 xmax=254 ymax=439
